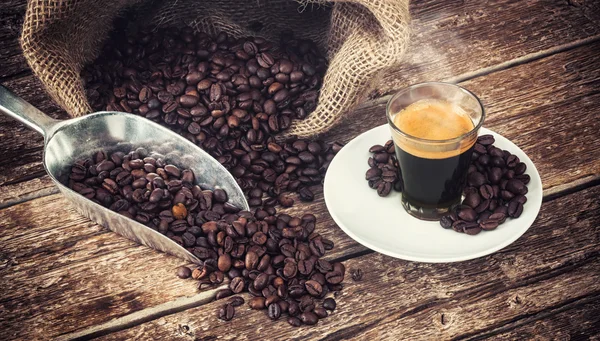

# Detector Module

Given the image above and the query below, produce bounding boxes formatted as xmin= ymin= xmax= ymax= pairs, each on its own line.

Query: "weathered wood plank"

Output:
xmin=1 ymin=0 xmax=600 ymax=193
xmin=475 ymin=297 xmax=600 ymax=341
xmin=0 ymin=175 xmax=57 ymax=209
xmin=95 ymin=184 xmax=600 ymax=341
xmin=1 ymin=0 xmax=599 ymax=84
xmin=376 ymin=0 xmax=600 ymax=96
xmin=0 ymin=74 xmax=67 ymax=187
xmin=2 ymin=180 xmax=598 ymax=341
xmin=0 ymin=0 xmax=27 ymax=80
xmin=325 ymin=41 xmax=600 ymax=192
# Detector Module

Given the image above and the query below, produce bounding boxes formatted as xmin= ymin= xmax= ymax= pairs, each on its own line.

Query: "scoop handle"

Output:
xmin=0 ymin=85 xmax=59 ymax=139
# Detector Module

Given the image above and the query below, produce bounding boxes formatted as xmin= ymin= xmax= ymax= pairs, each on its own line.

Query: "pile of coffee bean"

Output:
xmin=365 ymin=140 xmax=403 ymax=196
xmin=69 ymin=147 xmax=343 ymax=326
xmin=82 ymin=26 xmax=340 ymax=207
xmin=366 ymin=135 xmax=529 ymax=234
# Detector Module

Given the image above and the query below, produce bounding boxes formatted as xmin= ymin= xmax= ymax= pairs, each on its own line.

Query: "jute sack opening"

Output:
xmin=21 ymin=0 xmax=410 ymax=137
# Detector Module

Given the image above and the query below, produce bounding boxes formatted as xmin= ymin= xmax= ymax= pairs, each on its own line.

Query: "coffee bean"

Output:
xmin=283 ymin=262 xmax=298 ymax=279
xmin=300 ymin=311 xmax=318 ymax=325
xmin=468 ymin=172 xmax=486 ymax=187
xmin=350 ymin=268 xmax=363 ymax=281
xmin=440 ymin=215 xmax=453 ymax=229
xmin=218 ymin=254 xmax=232 ymax=272
xmin=506 ymin=179 xmax=526 ymax=195
xmin=216 ymin=289 xmax=234 ymax=300
xmin=323 ymin=298 xmax=336 ymax=311
xmin=248 ymin=297 xmax=266 ymax=310
xmin=217 ymin=303 xmax=235 ymax=321
xmin=287 ymin=317 xmax=302 ymax=327
xmin=278 ymin=195 xmax=294 ymax=207
xmin=508 ymin=200 xmax=524 ymax=218
xmin=305 ymin=280 xmax=323 ymax=296
xmin=230 ymin=276 xmax=245 ymax=293
xmin=457 ymin=206 xmax=477 ymax=222
xmin=267 ymin=302 xmax=281 ymax=320
xmin=463 ymin=192 xmax=481 ymax=208
xmin=253 ymin=273 xmax=269 ymax=290
xmin=325 ymin=271 xmax=343 ymax=284
xmin=176 ymin=266 xmax=192 ymax=279
xmin=228 ymin=296 xmax=245 ymax=307
xmin=314 ymin=307 xmax=328 ymax=318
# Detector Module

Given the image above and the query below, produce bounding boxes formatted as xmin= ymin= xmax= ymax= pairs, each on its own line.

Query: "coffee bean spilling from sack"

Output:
xmin=366 ymin=135 xmax=529 ymax=234
xmin=69 ymin=147 xmax=343 ymax=326
xmin=82 ymin=26 xmax=340 ymax=207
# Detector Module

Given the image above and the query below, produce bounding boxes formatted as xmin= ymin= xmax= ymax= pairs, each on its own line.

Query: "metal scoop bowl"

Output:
xmin=0 ymin=85 xmax=248 ymax=264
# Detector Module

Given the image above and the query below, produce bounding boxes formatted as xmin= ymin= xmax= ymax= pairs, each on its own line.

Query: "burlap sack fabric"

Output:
xmin=21 ymin=0 xmax=410 ymax=137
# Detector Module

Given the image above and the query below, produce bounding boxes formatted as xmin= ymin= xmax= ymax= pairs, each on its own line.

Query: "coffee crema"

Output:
xmin=392 ymin=99 xmax=477 ymax=159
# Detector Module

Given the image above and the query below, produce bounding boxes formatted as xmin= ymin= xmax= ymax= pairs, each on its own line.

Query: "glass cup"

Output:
xmin=386 ymin=82 xmax=485 ymax=220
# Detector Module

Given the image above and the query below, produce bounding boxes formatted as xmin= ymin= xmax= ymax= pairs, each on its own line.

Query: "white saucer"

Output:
xmin=323 ymin=125 xmax=543 ymax=263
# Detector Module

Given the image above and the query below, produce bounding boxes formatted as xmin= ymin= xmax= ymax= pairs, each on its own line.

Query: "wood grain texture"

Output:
xmin=97 ymin=185 xmax=600 ymax=341
xmin=0 ymin=74 xmax=67 ymax=187
xmin=0 ymin=0 xmax=27 ymax=80
xmin=376 ymin=0 xmax=600 ymax=96
xmin=1 ymin=0 xmax=600 ymax=195
xmin=478 ymin=297 xmax=600 ymax=341
xmin=0 ymin=175 xmax=57 ymax=208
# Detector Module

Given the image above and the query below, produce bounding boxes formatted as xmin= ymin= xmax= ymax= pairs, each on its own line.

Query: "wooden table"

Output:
xmin=1 ymin=1 xmax=600 ymax=340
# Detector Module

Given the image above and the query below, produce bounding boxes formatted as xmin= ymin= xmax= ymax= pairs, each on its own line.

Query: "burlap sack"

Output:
xmin=21 ymin=0 xmax=410 ymax=137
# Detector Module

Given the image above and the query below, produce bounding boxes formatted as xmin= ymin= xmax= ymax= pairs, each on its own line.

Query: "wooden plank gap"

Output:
xmin=543 ymin=174 xmax=600 ymax=203
xmin=54 ymin=285 xmax=228 ymax=341
xmin=445 ymin=34 xmax=600 ymax=84
xmin=0 ymin=69 xmax=33 ymax=84
xmin=0 ymin=186 xmax=58 ymax=209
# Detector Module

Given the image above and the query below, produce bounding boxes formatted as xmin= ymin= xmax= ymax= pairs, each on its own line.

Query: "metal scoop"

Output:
xmin=0 ymin=85 xmax=248 ymax=264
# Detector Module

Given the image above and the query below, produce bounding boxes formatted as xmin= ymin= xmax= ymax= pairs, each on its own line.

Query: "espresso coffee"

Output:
xmin=392 ymin=99 xmax=477 ymax=218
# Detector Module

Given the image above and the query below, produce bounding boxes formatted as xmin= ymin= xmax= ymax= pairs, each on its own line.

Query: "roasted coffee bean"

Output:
xmin=228 ymin=296 xmax=245 ymax=307
xmin=325 ymin=271 xmax=343 ymax=284
xmin=457 ymin=206 xmax=477 ymax=222
xmin=314 ymin=307 xmax=328 ymax=318
xmin=468 ymin=172 xmax=486 ymax=187
xmin=248 ymin=297 xmax=266 ymax=310
xmin=267 ymin=303 xmax=281 ymax=320
xmin=287 ymin=317 xmax=302 ymax=327
xmin=305 ymin=280 xmax=323 ymax=296
xmin=176 ymin=266 xmax=192 ymax=279
xmin=216 ymin=289 xmax=234 ymax=300
xmin=230 ymin=276 xmax=245 ymax=293
xmin=463 ymin=192 xmax=481 ymax=208
xmin=506 ymin=179 xmax=526 ymax=195
xmin=508 ymin=200 xmax=524 ymax=218
xmin=350 ymin=268 xmax=363 ymax=282
xmin=300 ymin=311 xmax=318 ymax=325
xmin=477 ymin=135 xmax=495 ymax=146
xmin=323 ymin=298 xmax=336 ymax=311
xmin=218 ymin=254 xmax=232 ymax=272
xmin=440 ymin=215 xmax=453 ymax=229
xmin=479 ymin=220 xmax=499 ymax=230
xmin=253 ymin=273 xmax=269 ymax=290
xmin=217 ymin=303 xmax=235 ymax=321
